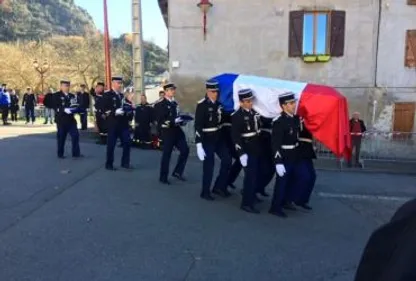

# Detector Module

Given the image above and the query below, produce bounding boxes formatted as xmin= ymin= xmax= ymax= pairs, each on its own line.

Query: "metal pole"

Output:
xmin=41 ymin=73 xmax=44 ymax=94
xmin=132 ymin=0 xmax=144 ymax=103
xmin=103 ymin=0 xmax=112 ymax=90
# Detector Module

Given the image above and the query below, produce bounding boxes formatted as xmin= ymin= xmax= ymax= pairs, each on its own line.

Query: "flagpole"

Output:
xmin=103 ymin=0 xmax=112 ymax=90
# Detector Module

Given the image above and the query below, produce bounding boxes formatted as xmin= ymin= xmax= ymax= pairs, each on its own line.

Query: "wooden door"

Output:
xmin=393 ymin=102 xmax=415 ymax=139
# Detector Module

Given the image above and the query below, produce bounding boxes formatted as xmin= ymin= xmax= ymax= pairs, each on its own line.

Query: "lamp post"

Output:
xmin=33 ymin=59 xmax=49 ymax=94
xmin=197 ymin=0 xmax=213 ymax=40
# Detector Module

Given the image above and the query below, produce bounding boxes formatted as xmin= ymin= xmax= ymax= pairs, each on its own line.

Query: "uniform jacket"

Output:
xmin=298 ymin=118 xmax=317 ymax=159
xmin=102 ymin=89 xmax=133 ymax=129
xmin=22 ymin=93 xmax=37 ymax=108
xmin=53 ymin=91 xmax=77 ymax=125
xmin=194 ymin=97 xmax=223 ymax=144
xmin=43 ymin=93 xmax=54 ymax=109
xmin=135 ymin=103 xmax=154 ymax=128
xmin=155 ymin=98 xmax=181 ymax=132
xmin=231 ymin=107 xmax=261 ymax=157
xmin=76 ymin=91 xmax=90 ymax=109
xmin=271 ymin=112 xmax=301 ymax=164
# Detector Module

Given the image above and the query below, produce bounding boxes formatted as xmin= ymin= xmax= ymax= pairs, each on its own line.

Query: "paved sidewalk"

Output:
xmin=0 ymin=126 xmax=415 ymax=281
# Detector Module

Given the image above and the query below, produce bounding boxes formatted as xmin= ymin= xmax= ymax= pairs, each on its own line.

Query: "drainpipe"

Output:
xmin=374 ymin=0 xmax=382 ymax=88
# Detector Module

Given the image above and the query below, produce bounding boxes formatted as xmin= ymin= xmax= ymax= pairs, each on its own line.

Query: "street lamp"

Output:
xmin=33 ymin=59 xmax=49 ymax=94
xmin=197 ymin=0 xmax=213 ymax=40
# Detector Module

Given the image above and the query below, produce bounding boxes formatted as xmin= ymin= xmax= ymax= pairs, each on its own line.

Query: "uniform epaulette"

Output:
xmin=272 ymin=114 xmax=281 ymax=122
xmin=197 ymin=98 xmax=205 ymax=104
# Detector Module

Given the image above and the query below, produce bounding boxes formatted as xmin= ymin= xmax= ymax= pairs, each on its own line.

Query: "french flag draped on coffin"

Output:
xmin=210 ymin=73 xmax=352 ymax=160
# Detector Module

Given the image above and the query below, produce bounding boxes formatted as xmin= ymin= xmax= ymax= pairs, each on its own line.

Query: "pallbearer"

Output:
xmin=53 ymin=80 xmax=83 ymax=159
xmin=157 ymin=83 xmax=189 ymax=184
xmin=269 ymin=92 xmax=301 ymax=218
xmin=231 ymin=89 xmax=261 ymax=214
xmin=195 ymin=80 xmax=231 ymax=201
xmin=294 ymin=117 xmax=316 ymax=210
xmin=257 ymin=116 xmax=274 ymax=197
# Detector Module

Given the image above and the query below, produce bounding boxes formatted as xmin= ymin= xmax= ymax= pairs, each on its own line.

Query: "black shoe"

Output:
xmin=212 ymin=189 xmax=232 ymax=198
xmin=240 ymin=205 xmax=260 ymax=214
xmin=105 ymin=166 xmax=117 ymax=171
xmin=43 ymin=122 xmax=47 ymax=125
xmin=228 ymin=183 xmax=237 ymax=189
xmin=283 ymin=202 xmax=297 ymax=211
xmin=121 ymin=165 xmax=134 ymax=170
xmin=58 ymin=155 xmax=66 ymax=159
xmin=73 ymin=154 xmax=84 ymax=158
xmin=200 ymin=194 xmax=215 ymax=201
xmin=254 ymin=196 xmax=263 ymax=203
xmin=296 ymin=203 xmax=313 ymax=211
xmin=172 ymin=173 xmax=186 ymax=181
xmin=159 ymin=179 xmax=171 ymax=185
xmin=269 ymin=210 xmax=288 ymax=218
xmin=257 ymin=191 xmax=270 ymax=197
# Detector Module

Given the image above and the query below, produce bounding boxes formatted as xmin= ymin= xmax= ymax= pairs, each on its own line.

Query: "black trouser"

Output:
xmin=2 ymin=106 xmax=9 ymax=124
xmin=79 ymin=112 xmax=88 ymax=130
xmin=10 ymin=108 xmax=18 ymax=121
xmin=350 ymin=136 xmax=362 ymax=165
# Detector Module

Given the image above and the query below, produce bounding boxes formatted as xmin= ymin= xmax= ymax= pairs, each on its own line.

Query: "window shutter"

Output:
xmin=407 ymin=0 xmax=416 ymax=5
xmin=330 ymin=11 xmax=346 ymax=57
xmin=405 ymin=30 xmax=416 ymax=67
xmin=288 ymin=11 xmax=304 ymax=57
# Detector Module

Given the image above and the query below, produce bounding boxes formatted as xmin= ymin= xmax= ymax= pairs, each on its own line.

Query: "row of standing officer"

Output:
xmin=193 ymin=80 xmax=316 ymax=217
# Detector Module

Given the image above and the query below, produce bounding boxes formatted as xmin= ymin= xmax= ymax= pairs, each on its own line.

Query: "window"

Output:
xmin=303 ymin=12 xmax=329 ymax=55
xmin=405 ymin=30 xmax=416 ymax=68
xmin=288 ymin=10 xmax=346 ymax=58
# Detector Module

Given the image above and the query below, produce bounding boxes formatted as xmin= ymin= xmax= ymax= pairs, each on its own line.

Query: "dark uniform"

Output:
xmin=157 ymin=83 xmax=189 ymax=184
xmin=22 ymin=91 xmax=37 ymax=123
xmin=10 ymin=93 xmax=19 ymax=122
xmin=195 ymin=80 xmax=231 ymax=200
xmin=76 ymin=86 xmax=90 ymax=130
xmin=293 ymin=118 xmax=316 ymax=209
xmin=92 ymin=83 xmax=107 ymax=144
xmin=102 ymin=77 xmax=133 ymax=170
xmin=222 ymin=111 xmax=242 ymax=189
xmin=231 ymin=89 xmax=261 ymax=214
xmin=53 ymin=80 xmax=81 ymax=159
xmin=269 ymin=93 xmax=302 ymax=218
xmin=257 ymin=116 xmax=275 ymax=196
xmin=134 ymin=102 xmax=154 ymax=148
xmin=152 ymin=96 xmax=165 ymax=149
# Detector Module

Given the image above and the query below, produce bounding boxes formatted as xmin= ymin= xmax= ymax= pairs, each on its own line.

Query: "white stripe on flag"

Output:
xmin=232 ymin=75 xmax=307 ymax=118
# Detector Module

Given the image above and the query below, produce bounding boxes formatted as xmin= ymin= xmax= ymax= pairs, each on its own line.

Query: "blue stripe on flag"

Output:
xmin=210 ymin=73 xmax=239 ymax=112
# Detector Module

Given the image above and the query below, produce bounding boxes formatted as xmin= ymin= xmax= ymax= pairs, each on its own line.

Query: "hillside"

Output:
xmin=0 ymin=0 xmax=168 ymax=76
xmin=0 ymin=0 xmax=95 ymax=41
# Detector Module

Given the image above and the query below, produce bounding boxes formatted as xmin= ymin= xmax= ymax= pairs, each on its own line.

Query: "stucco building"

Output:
xmin=158 ymin=0 xmax=416 ymax=133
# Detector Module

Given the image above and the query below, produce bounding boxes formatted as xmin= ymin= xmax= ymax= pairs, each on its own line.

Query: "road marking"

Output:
xmin=317 ymin=192 xmax=412 ymax=202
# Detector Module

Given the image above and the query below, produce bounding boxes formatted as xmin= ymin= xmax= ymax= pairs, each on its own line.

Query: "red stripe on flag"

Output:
xmin=297 ymin=83 xmax=352 ymax=160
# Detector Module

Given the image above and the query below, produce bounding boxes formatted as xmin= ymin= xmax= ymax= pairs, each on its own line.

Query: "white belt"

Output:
xmin=281 ymin=144 xmax=298 ymax=149
xmin=220 ymin=123 xmax=231 ymax=128
xmin=241 ymin=132 xmax=257 ymax=138
xmin=202 ymin=127 xmax=219 ymax=132
xmin=161 ymin=124 xmax=169 ymax=128
xmin=299 ymin=138 xmax=312 ymax=143
xmin=260 ymin=128 xmax=272 ymax=134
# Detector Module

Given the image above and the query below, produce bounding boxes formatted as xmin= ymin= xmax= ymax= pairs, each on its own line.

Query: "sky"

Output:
xmin=74 ymin=0 xmax=168 ymax=49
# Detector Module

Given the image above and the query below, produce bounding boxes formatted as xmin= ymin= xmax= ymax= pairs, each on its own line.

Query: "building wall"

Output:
xmin=167 ymin=0 xmax=415 ymax=132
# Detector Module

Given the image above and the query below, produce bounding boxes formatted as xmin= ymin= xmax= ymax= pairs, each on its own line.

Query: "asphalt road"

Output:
xmin=0 ymin=125 xmax=415 ymax=281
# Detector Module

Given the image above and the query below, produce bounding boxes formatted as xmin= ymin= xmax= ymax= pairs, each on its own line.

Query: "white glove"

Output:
xmin=115 ymin=108 xmax=124 ymax=116
xmin=275 ymin=164 xmax=286 ymax=177
xmin=64 ymin=108 xmax=72 ymax=114
xmin=175 ymin=117 xmax=183 ymax=124
xmin=196 ymin=143 xmax=206 ymax=161
xmin=239 ymin=154 xmax=248 ymax=167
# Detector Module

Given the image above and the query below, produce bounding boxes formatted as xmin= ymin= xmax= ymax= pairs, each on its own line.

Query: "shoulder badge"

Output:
xmin=272 ymin=114 xmax=281 ymax=122
xmin=197 ymin=98 xmax=205 ymax=104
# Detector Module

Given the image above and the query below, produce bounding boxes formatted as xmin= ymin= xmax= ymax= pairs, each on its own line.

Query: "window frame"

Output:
xmin=303 ymin=10 xmax=332 ymax=56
